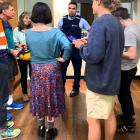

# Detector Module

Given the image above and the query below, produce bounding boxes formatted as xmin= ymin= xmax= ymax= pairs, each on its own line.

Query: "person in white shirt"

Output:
xmin=13 ymin=12 xmax=32 ymax=102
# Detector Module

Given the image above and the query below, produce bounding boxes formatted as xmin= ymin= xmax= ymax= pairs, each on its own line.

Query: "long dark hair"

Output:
xmin=18 ymin=12 xmax=32 ymax=31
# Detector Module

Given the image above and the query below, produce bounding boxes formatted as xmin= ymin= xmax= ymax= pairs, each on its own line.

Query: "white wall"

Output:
xmin=24 ymin=0 xmax=51 ymax=12
xmin=52 ymin=0 xmax=70 ymax=27
xmin=133 ymin=0 xmax=140 ymax=27
xmin=17 ymin=0 xmax=24 ymax=18
xmin=132 ymin=0 xmax=140 ymax=75
xmin=17 ymin=0 xmax=51 ymax=18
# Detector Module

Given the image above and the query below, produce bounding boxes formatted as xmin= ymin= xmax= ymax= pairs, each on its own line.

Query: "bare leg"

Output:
xmin=105 ymin=110 xmax=116 ymax=140
xmin=8 ymin=78 xmax=15 ymax=95
xmin=87 ymin=117 xmax=101 ymax=140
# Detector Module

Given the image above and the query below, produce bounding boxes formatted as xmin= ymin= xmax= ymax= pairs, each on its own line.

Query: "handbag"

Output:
xmin=18 ymin=48 xmax=31 ymax=61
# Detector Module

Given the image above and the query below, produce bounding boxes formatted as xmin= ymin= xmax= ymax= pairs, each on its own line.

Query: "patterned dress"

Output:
xmin=30 ymin=62 xmax=65 ymax=119
xmin=26 ymin=28 xmax=71 ymax=119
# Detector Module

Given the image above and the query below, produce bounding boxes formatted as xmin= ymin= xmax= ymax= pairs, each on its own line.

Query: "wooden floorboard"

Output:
xmin=10 ymin=79 xmax=140 ymax=140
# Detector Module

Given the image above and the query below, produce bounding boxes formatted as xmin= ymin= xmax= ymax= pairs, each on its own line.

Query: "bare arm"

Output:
xmin=122 ymin=46 xmax=137 ymax=60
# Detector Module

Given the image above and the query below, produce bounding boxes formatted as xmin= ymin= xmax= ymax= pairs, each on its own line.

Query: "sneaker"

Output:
xmin=6 ymin=121 xmax=14 ymax=128
xmin=7 ymin=102 xmax=24 ymax=110
xmin=117 ymin=124 xmax=135 ymax=133
xmin=6 ymin=112 xmax=12 ymax=121
xmin=0 ymin=128 xmax=21 ymax=140
xmin=22 ymin=94 xmax=29 ymax=102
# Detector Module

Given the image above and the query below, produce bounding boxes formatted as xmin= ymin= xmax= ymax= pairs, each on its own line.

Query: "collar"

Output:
xmin=68 ymin=15 xmax=77 ymax=20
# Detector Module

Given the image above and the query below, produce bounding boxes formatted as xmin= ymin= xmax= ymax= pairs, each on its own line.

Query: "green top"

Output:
xmin=2 ymin=20 xmax=14 ymax=50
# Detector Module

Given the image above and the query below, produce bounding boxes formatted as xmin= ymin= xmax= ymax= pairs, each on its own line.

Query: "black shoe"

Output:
xmin=70 ymin=90 xmax=79 ymax=97
xmin=38 ymin=125 xmax=46 ymax=137
xmin=45 ymin=128 xmax=58 ymax=140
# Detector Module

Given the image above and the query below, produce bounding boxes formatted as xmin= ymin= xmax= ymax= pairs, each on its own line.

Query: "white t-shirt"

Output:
xmin=121 ymin=24 xmax=140 ymax=70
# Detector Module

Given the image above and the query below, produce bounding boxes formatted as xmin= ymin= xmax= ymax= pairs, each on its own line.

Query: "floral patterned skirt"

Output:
xmin=30 ymin=62 xmax=65 ymax=119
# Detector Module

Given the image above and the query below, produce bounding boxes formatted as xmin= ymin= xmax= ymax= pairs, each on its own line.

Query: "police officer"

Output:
xmin=58 ymin=1 xmax=90 ymax=97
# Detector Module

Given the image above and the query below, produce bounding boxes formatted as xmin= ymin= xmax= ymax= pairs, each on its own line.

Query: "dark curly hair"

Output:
xmin=112 ymin=7 xmax=130 ymax=19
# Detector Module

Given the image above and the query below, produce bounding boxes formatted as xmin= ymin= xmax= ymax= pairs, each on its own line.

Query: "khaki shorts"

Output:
xmin=86 ymin=89 xmax=116 ymax=119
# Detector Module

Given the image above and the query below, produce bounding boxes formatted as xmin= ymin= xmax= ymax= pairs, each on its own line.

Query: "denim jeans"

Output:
xmin=0 ymin=58 xmax=9 ymax=129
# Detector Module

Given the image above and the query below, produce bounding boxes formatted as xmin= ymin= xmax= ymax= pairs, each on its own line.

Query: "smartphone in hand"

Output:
xmin=68 ymin=35 xmax=76 ymax=41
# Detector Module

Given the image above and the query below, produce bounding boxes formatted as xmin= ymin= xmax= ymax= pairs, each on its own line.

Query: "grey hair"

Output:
xmin=102 ymin=0 xmax=121 ymax=11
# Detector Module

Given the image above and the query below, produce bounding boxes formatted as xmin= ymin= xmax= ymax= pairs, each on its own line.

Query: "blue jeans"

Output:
xmin=0 ymin=57 xmax=9 ymax=129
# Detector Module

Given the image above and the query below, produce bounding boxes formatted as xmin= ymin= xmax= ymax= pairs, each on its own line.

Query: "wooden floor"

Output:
xmin=11 ymin=79 xmax=140 ymax=140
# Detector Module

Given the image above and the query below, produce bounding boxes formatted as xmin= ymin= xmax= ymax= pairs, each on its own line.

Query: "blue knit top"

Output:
xmin=26 ymin=28 xmax=71 ymax=64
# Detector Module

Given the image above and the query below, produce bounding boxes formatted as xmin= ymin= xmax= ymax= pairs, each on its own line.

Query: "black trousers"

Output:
xmin=18 ymin=60 xmax=31 ymax=94
xmin=61 ymin=49 xmax=82 ymax=91
xmin=118 ymin=67 xmax=137 ymax=124
xmin=0 ymin=58 xmax=9 ymax=128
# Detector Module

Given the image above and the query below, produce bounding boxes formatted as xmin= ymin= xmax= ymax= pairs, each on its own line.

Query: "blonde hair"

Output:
xmin=102 ymin=0 xmax=121 ymax=11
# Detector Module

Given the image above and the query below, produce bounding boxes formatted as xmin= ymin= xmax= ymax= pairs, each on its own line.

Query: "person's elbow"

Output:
xmin=123 ymin=47 xmax=137 ymax=60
